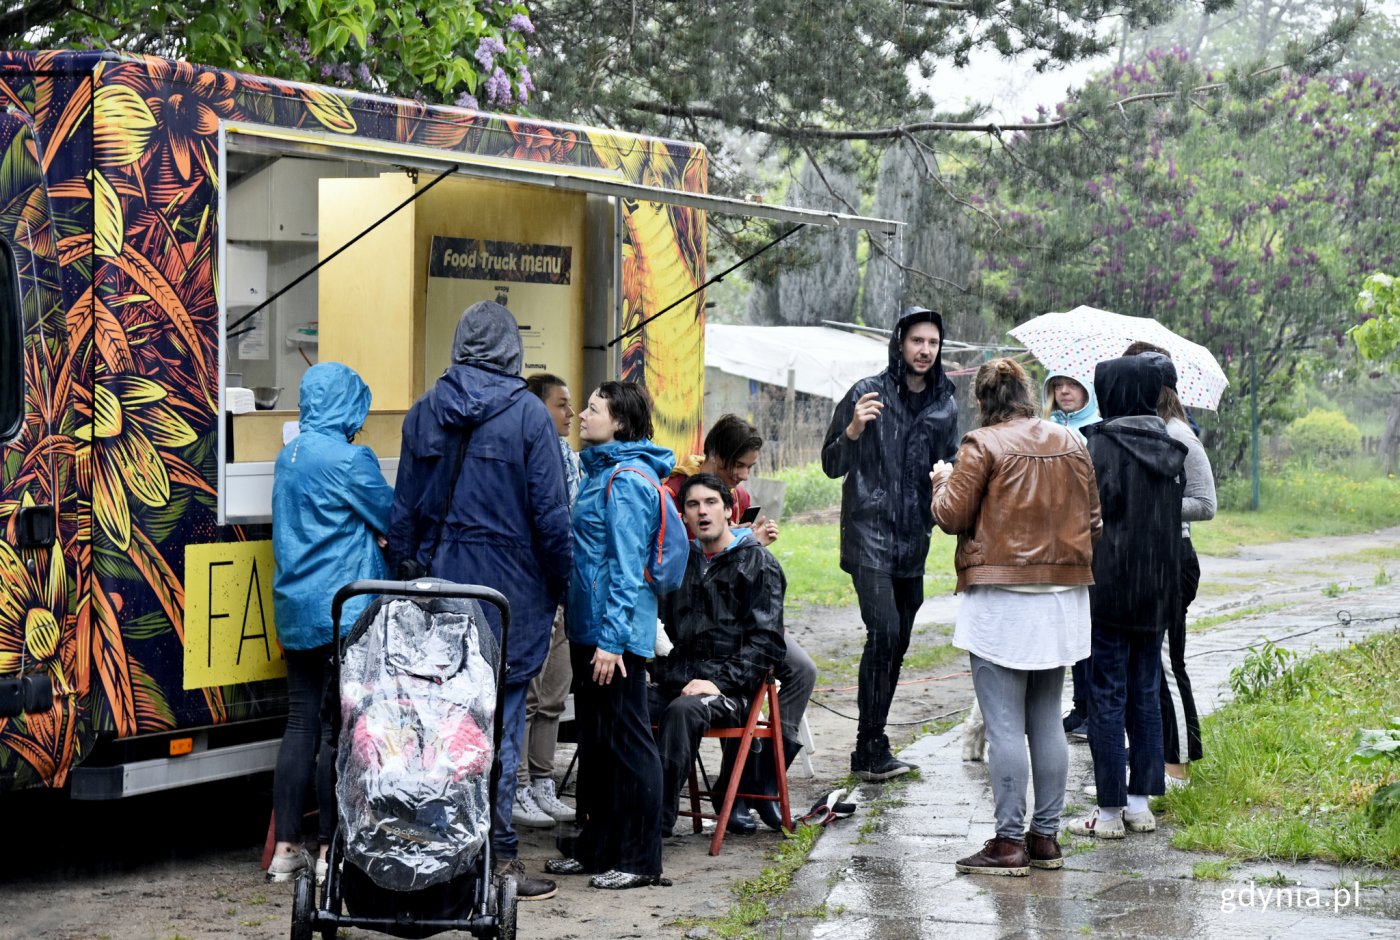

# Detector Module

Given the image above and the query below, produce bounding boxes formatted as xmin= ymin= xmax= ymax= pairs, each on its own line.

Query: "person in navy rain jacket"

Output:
xmin=386 ymin=300 xmax=572 ymax=901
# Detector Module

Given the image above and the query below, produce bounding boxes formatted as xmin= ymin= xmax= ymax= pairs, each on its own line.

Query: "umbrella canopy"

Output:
xmin=1008 ymin=305 xmax=1229 ymax=410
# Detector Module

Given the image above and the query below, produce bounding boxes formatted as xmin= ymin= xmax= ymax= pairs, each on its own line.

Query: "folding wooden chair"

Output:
xmin=675 ymin=674 xmax=792 ymax=856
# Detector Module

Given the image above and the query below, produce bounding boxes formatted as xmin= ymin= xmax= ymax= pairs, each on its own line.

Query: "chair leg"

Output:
xmin=688 ymin=761 xmax=704 ymax=834
xmin=768 ymin=682 xmax=792 ymax=832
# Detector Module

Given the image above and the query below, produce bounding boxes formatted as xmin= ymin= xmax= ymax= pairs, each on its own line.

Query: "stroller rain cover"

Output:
xmin=336 ymin=591 xmax=499 ymax=891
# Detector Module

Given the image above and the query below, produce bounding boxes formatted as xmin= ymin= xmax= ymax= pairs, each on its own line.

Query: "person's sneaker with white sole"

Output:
xmin=266 ymin=847 xmax=311 ymax=882
xmin=1066 ymin=807 xmax=1126 ymax=839
xmin=1123 ymin=807 xmax=1157 ymax=832
xmin=512 ymin=782 xmax=555 ymax=828
xmin=531 ymin=777 xmax=576 ymax=822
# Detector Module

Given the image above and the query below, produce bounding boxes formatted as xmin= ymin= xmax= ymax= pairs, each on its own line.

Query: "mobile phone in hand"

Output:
xmin=738 ymin=505 xmax=762 ymax=525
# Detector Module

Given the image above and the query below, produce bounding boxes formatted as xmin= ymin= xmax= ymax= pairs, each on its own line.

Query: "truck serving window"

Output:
xmin=0 ymin=239 xmax=21 ymax=444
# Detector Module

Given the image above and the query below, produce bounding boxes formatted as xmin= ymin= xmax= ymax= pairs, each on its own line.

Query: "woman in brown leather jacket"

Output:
xmin=930 ymin=358 xmax=1102 ymax=877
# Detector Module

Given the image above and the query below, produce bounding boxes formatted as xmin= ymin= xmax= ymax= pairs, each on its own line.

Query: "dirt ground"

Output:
xmin=4 ymin=525 xmax=1400 ymax=940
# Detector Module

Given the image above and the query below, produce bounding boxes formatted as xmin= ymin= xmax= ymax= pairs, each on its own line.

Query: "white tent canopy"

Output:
xmin=705 ymin=324 xmax=890 ymax=401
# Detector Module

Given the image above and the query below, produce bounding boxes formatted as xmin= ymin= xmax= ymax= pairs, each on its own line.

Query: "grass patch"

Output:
xmin=670 ymin=823 xmax=824 ymax=939
xmin=1194 ymin=467 xmax=1400 ymax=558
xmin=1160 ymin=630 xmax=1400 ymax=866
xmin=1191 ymin=859 xmax=1237 ymax=881
xmin=776 ymin=525 xmax=958 ymax=608
xmin=1187 ymin=602 xmax=1290 ymax=633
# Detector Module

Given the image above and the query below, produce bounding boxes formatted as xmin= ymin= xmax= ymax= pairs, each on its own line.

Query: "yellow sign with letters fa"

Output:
xmin=184 ymin=540 xmax=285 ymax=688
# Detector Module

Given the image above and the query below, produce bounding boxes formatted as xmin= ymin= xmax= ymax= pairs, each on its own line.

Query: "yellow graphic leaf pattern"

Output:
xmin=90 ymin=453 xmax=131 ymax=551
xmin=91 ymin=384 xmax=123 ymax=439
xmin=111 ymin=245 xmax=208 ymax=383
xmin=129 ymin=527 xmax=184 ymax=643
xmin=106 ymin=429 xmax=171 ymax=509
xmin=136 ymin=402 xmax=197 ymax=448
xmin=110 ymin=375 xmax=168 ymax=405
xmin=92 ymin=171 xmax=124 ymax=258
xmin=93 ymin=84 xmax=157 ymax=168
xmin=302 ymin=88 xmax=357 ymax=133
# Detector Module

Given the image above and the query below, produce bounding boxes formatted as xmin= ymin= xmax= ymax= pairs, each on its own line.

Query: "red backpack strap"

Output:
xmin=605 ymin=467 xmax=667 ymax=573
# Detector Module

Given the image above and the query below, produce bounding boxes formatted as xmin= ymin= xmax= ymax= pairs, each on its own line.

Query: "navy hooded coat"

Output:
xmin=386 ymin=301 xmax=573 ymax=683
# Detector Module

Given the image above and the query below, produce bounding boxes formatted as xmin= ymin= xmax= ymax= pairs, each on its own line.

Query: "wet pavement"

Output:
xmin=780 ymin=583 xmax=1400 ymax=939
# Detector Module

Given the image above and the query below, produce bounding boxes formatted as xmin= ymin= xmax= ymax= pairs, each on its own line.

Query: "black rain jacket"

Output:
xmin=653 ymin=531 xmax=786 ymax=699
xmin=821 ymin=308 xmax=959 ymax=576
xmin=1087 ymin=355 xmax=1188 ymax=633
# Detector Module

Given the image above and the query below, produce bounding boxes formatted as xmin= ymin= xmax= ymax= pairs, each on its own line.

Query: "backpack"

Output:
xmin=606 ymin=466 xmax=689 ymax=597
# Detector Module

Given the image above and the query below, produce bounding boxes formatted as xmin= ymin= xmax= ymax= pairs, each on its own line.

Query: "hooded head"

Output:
xmin=298 ymin=361 xmax=371 ymax=440
xmin=1094 ymin=355 xmax=1166 ymax=420
xmin=452 ymin=300 xmax=523 ymax=375
xmin=889 ymin=306 xmax=950 ymax=392
xmin=1043 ymin=371 xmax=1101 ymax=430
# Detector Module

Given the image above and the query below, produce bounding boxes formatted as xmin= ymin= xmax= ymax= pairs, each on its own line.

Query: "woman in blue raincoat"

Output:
xmin=268 ymin=362 xmax=393 ymax=883
xmin=546 ymin=380 xmax=672 ymax=890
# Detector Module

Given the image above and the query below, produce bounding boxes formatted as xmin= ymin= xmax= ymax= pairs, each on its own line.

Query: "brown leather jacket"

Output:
xmin=930 ymin=417 xmax=1102 ymax=592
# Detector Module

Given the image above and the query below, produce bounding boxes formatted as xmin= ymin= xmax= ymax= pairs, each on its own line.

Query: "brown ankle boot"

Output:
xmin=955 ymin=836 xmax=1030 ymax=876
xmin=1026 ymin=831 xmax=1063 ymax=869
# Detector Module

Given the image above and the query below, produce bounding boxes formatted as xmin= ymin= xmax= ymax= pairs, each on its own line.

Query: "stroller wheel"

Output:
xmin=290 ymin=870 xmax=314 ymax=940
xmin=496 ymin=874 xmax=517 ymax=940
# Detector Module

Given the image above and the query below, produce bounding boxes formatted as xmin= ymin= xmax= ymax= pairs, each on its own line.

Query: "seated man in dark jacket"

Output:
xmin=650 ymin=473 xmax=786 ymax=836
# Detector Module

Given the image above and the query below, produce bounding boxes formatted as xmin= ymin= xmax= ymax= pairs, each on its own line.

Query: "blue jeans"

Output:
xmin=491 ymin=680 xmax=530 ymax=859
xmin=273 ymin=645 xmax=337 ymax=846
xmin=1086 ymin=627 xmax=1165 ymax=808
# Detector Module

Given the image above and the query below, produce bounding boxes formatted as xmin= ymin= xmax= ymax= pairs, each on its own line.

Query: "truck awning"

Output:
xmin=223 ymin=122 xmax=902 ymax=235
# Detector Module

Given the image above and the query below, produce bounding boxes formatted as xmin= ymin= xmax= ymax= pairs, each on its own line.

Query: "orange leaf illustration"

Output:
xmin=91 ymin=584 xmax=138 ymax=737
xmin=110 ymin=243 xmax=208 ymax=384
xmin=92 ymin=293 xmax=135 ymax=373
xmin=129 ymin=526 xmax=185 ymax=644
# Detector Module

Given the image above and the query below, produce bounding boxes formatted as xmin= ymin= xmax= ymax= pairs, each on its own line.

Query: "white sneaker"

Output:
xmin=266 ymin=847 xmax=311 ymax=883
xmin=1123 ymin=807 xmax=1157 ymax=832
xmin=1164 ymin=774 xmax=1188 ymax=791
xmin=531 ymin=777 xmax=576 ymax=822
xmin=512 ymin=783 xmax=555 ymax=828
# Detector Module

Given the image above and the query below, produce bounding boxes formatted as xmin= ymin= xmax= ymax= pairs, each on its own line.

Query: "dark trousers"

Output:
xmin=851 ymin=567 xmax=923 ymax=755
xmin=647 ymin=686 xmax=746 ymax=833
xmin=1160 ymin=539 xmax=1203 ymax=764
xmin=569 ymin=643 xmax=663 ymax=877
xmin=1086 ymin=626 xmax=1165 ymax=808
xmin=273 ymin=645 xmax=337 ymax=846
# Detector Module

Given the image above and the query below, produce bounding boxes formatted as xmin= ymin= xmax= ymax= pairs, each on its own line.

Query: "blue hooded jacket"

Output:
xmin=386 ymin=301 xmax=572 ymax=684
xmin=272 ymin=362 xmax=393 ymax=650
xmin=1043 ymin=371 xmax=1101 ymax=432
xmin=567 ymin=438 xmax=677 ymax=657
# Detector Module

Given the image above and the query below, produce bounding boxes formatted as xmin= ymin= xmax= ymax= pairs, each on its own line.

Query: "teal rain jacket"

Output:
xmin=1043 ymin=371 xmax=1102 ymax=433
xmin=273 ymin=362 xmax=394 ymax=650
xmin=567 ymin=438 xmax=677 ymax=657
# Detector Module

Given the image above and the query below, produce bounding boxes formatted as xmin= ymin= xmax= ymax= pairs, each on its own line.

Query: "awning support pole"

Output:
xmin=601 ymin=223 xmax=806 ymax=350
xmin=226 ymin=166 xmax=458 ymax=336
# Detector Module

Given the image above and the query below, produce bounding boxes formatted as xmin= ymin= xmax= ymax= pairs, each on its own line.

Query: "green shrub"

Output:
xmin=766 ymin=461 xmax=842 ymax=515
xmin=1284 ymin=408 xmax=1361 ymax=465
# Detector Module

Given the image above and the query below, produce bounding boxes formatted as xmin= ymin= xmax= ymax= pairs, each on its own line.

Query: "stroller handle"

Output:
xmin=330 ymin=579 xmax=511 ymax=633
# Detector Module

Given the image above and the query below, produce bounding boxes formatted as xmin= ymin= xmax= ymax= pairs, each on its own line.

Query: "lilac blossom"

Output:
xmin=485 ymin=67 xmax=513 ymax=106
xmin=476 ymin=36 xmax=507 ymax=70
xmin=508 ymin=13 xmax=535 ymax=34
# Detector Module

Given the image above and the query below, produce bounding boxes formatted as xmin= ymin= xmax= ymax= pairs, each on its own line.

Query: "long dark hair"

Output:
xmin=595 ymin=380 xmax=654 ymax=442
xmin=973 ymin=358 xmax=1037 ymax=427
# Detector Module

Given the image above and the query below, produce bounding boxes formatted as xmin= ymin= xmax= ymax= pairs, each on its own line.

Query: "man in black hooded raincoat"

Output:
xmin=1068 ymin=353 xmax=1186 ymax=840
xmin=821 ymin=307 xmax=959 ymax=781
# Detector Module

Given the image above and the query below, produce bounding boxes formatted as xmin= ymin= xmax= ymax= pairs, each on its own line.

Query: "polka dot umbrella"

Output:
xmin=1008 ymin=305 xmax=1229 ymax=410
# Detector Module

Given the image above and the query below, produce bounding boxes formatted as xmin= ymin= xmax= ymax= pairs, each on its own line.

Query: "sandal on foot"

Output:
xmin=589 ymin=869 xmax=670 ymax=889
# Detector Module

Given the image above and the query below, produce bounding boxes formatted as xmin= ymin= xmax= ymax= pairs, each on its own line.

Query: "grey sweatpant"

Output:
xmin=520 ymin=606 xmax=571 ymax=784
xmin=969 ymin=653 xmax=1069 ymax=840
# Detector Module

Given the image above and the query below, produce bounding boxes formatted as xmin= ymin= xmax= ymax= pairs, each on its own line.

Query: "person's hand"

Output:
xmin=591 ymin=649 xmax=627 ymax=685
xmin=375 ymin=534 xmax=388 ymax=548
xmin=754 ymin=516 xmax=779 ymax=546
xmin=932 ymin=460 xmax=953 ymax=479
xmin=845 ymin=391 xmax=883 ymax=440
xmin=682 ymin=678 xmax=721 ymax=697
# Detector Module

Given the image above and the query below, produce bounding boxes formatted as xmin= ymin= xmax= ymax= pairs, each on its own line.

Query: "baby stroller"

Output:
xmin=290 ymin=579 xmax=518 ymax=940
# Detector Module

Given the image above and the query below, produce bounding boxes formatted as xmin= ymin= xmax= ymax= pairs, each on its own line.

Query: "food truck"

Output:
xmin=0 ymin=50 xmax=896 ymax=798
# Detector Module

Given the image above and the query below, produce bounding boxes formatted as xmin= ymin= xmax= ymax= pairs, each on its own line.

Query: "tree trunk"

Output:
xmin=1382 ymin=386 xmax=1400 ymax=475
